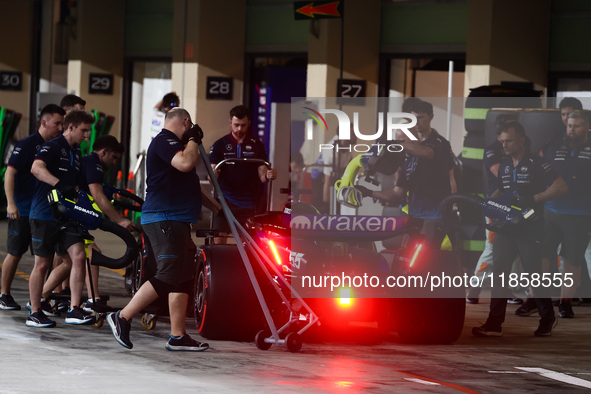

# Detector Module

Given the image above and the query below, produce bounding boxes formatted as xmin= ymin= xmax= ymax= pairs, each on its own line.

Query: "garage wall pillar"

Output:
xmin=171 ymin=0 xmax=246 ymax=150
xmin=464 ymin=0 xmax=551 ymax=95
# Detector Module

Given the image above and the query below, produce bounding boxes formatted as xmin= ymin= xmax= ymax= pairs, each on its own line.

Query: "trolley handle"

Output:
xmin=214 ymin=158 xmax=270 ymax=171
xmin=213 ymin=158 xmax=273 ymax=212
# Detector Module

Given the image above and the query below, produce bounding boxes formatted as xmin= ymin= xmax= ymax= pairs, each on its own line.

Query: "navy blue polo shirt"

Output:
xmin=29 ymin=135 xmax=82 ymax=221
xmin=7 ymin=131 xmax=45 ymax=217
xmin=79 ymin=152 xmax=104 ymax=193
xmin=141 ymin=129 xmax=201 ymax=224
xmin=483 ymin=140 xmax=506 ymax=198
xmin=496 ymin=151 xmax=560 ymax=213
xmin=544 ymin=138 xmax=591 ymax=216
xmin=395 ymin=129 xmax=455 ymax=219
xmin=209 ymin=133 xmax=268 ymax=209
xmin=541 ymin=131 xmax=565 ymax=158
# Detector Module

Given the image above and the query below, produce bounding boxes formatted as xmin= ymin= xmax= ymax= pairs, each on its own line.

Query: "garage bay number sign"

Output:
xmin=89 ymin=73 xmax=114 ymax=95
xmin=0 ymin=71 xmax=22 ymax=91
xmin=206 ymin=77 xmax=233 ymax=100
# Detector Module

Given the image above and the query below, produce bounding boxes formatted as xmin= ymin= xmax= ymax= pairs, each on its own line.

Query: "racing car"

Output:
xmin=193 ymin=146 xmax=469 ymax=348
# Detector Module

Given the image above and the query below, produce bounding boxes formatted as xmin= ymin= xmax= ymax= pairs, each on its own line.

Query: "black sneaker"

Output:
xmin=107 ymin=311 xmax=133 ymax=349
xmin=0 ymin=294 xmax=21 ymax=310
xmin=466 ymin=298 xmax=479 ymax=304
xmin=26 ymin=309 xmax=56 ymax=328
xmin=472 ymin=323 xmax=503 ymax=337
xmin=57 ymin=300 xmax=70 ymax=312
xmin=558 ymin=301 xmax=574 ymax=318
xmin=83 ymin=299 xmax=106 ymax=313
xmin=534 ymin=316 xmax=558 ymax=337
xmin=26 ymin=300 xmax=60 ymax=317
xmin=507 ymin=297 xmax=524 ymax=305
xmin=65 ymin=306 xmax=95 ymax=325
xmin=515 ymin=298 xmax=538 ymax=317
xmin=165 ymin=334 xmax=209 ymax=351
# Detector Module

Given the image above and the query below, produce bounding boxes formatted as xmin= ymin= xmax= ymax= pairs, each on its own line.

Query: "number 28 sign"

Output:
xmin=206 ymin=76 xmax=233 ymax=100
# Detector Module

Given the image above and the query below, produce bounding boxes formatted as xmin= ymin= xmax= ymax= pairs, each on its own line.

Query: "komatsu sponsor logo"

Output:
xmin=486 ymin=200 xmax=512 ymax=212
xmin=290 ymin=215 xmax=400 ymax=232
xmin=73 ymin=205 xmax=100 ymax=218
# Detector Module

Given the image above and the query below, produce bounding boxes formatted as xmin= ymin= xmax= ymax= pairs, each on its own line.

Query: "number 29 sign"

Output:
xmin=88 ymin=73 xmax=114 ymax=95
xmin=206 ymin=76 xmax=233 ymax=100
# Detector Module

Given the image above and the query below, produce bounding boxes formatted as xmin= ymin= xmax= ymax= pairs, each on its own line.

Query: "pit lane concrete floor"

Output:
xmin=1 ymin=221 xmax=591 ymax=394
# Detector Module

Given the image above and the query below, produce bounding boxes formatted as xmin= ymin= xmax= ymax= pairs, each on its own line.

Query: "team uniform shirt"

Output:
xmin=395 ymin=129 xmax=455 ymax=220
xmin=541 ymin=131 xmax=565 ymax=158
xmin=544 ymin=138 xmax=591 ymax=216
xmin=78 ymin=152 xmax=104 ymax=194
xmin=496 ymin=151 xmax=560 ymax=213
xmin=483 ymin=140 xmax=506 ymax=198
xmin=29 ymin=135 xmax=82 ymax=221
xmin=7 ymin=131 xmax=45 ymax=217
xmin=141 ymin=129 xmax=201 ymax=224
xmin=209 ymin=133 xmax=268 ymax=210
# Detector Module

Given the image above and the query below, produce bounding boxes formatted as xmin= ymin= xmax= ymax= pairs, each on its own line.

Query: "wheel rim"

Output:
xmin=195 ymin=270 xmax=206 ymax=318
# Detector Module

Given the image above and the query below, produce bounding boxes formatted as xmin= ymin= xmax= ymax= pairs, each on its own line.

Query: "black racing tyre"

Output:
xmin=194 ymin=245 xmax=266 ymax=341
xmin=396 ymin=297 xmax=465 ymax=344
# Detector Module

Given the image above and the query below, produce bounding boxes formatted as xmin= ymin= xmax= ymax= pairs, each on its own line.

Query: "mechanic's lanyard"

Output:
xmin=70 ymin=149 xmax=74 ymax=166
xmin=513 ymin=167 xmax=516 ymax=182
xmin=237 ymin=144 xmax=241 ymax=158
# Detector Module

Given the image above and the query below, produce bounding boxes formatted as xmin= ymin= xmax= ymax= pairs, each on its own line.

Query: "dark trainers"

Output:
xmin=472 ymin=323 xmax=503 ymax=337
xmin=83 ymin=299 xmax=106 ymax=313
xmin=65 ymin=306 xmax=95 ymax=325
xmin=507 ymin=297 xmax=524 ymax=305
xmin=515 ymin=298 xmax=538 ymax=317
xmin=165 ymin=334 xmax=209 ymax=351
xmin=466 ymin=297 xmax=479 ymax=304
xmin=26 ymin=300 xmax=60 ymax=317
xmin=107 ymin=311 xmax=133 ymax=349
xmin=558 ymin=302 xmax=574 ymax=318
xmin=534 ymin=316 xmax=558 ymax=337
xmin=26 ymin=309 xmax=56 ymax=328
xmin=0 ymin=294 xmax=21 ymax=310
xmin=57 ymin=300 xmax=70 ymax=312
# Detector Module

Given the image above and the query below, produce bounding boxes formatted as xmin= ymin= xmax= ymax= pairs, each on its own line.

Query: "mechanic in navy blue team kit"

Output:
xmin=541 ymin=110 xmax=591 ymax=319
xmin=27 ymin=110 xmax=96 ymax=328
xmin=108 ymin=107 xmax=209 ymax=351
xmin=467 ymin=114 xmax=525 ymax=305
xmin=0 ymin=104 xmax=65 ymax=311
xmin=209 ymin=105 xmax=277 ymax=243
xmin=51 ymin=94 xmax=87 ymax=311
xmin=540 ymin=97 xmax=583 ymax=158
xmin=356 ymin=99 xmax=457 ymax=248
xmin=36 ymin=136 xmax=134 ymax=312
xmin=60 ymin=94 xmax=86 ymax=113
xmin=472 ymin=121 xmax=568 ymax=338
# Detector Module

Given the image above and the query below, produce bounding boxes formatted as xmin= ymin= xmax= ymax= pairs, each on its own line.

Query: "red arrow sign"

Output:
xmin=296 ymin=1 xmax=341 ymax=18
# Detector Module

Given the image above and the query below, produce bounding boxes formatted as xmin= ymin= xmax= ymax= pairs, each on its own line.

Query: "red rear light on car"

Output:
xmin=409 ymin=243 xmax=423 ymax=268
xmin=268 ymin=240 xmax=282 ymax=265
xmin=338 ymin=288 xmax=352 ymax=307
